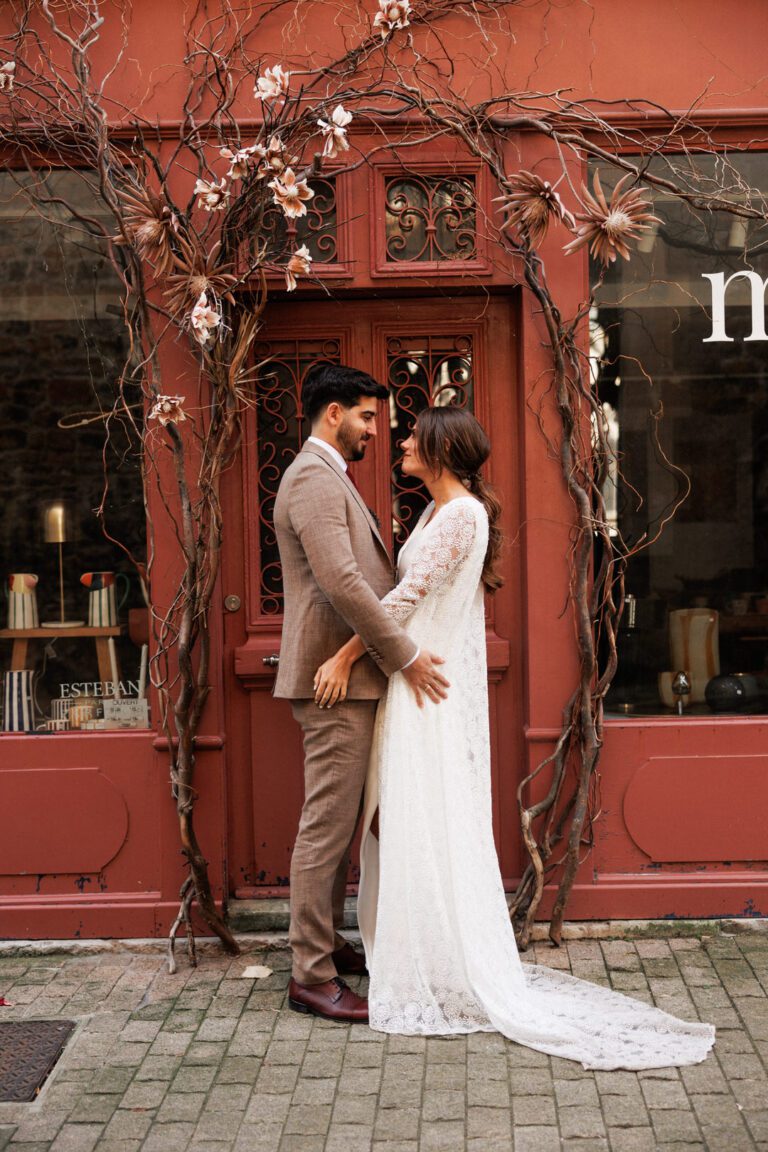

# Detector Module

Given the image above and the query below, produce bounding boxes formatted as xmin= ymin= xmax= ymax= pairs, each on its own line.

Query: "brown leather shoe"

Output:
xmin=332 ymin=940 xmax=368 ymax=976
xmin=288 ymin=977 xmax=368 ymax=1022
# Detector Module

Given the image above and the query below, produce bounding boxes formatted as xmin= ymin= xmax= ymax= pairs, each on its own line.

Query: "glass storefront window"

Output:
xmin=0 ymin=171 xmax=149 ymax=733
xmin=594 ymin=153 xmax=768 ymax=717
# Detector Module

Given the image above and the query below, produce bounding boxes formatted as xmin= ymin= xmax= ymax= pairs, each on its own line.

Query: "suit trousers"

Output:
xmin=289 ymin=698 xmax=378 ymax=985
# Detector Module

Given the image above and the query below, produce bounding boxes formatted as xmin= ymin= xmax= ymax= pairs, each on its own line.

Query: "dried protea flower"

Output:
xmin=0 ymin=61 xmax=15 ymax=92
xmin=164 ymin=246 xmax=237 ymax=318
xmin=116 ymin=186 xmax=179 ymax=278
xmin=563 ymin=170 xmax=661 ymax=266
xmin=373 ymin=0 xmax=411 ymax=37
xmin=494 ymin=170 xmax=575 ymax=248
xmin=148 ymin=395 xmax=187 ymax=426
xmin=268 ymin=168 xmax=315 ymax=219
xmin=193 ymin=177 xmax=229 ymax=212
xmin=254 ymin=64 xmax=290 ymax=101
xmin=317 ymin=105 xmax=353 ymax=160
xmin=284 ymin=245 xmax=313 ymax=291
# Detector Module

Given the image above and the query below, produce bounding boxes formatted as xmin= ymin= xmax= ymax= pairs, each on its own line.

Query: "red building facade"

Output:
xmin=1 ymin=1 xmax=767 ymax=940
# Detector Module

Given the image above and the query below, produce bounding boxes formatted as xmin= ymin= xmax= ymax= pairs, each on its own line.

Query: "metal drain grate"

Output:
xmin=0 ymin=1020 xmax=75 ymax=1102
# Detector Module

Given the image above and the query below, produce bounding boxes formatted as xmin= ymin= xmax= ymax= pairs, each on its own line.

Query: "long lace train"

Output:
xmin=358 ymin=498 xmax=715 ymax=1070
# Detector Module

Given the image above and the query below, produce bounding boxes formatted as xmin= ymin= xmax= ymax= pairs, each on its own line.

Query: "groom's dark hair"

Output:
xmin=302 ymin=363 xmax=388 ymax=425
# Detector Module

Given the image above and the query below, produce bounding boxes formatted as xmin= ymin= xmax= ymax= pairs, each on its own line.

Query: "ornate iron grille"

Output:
xmin=388 ymin=334 xmax=474 ymax=549
xmin=263 ymin=176 xmax=339 ymax=265
xmin=255 ymin=338 xmax=341 ymax=614
xmin=384 ymin=175 xmax=476 ymax=263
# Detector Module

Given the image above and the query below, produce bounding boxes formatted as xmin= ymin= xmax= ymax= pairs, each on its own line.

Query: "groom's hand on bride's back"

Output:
xmin=402 ymin=650 xmax=450 ymax=708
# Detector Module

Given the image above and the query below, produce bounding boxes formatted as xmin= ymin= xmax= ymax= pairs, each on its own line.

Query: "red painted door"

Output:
xmin=225 ymin=295 xmax=523 ymax=896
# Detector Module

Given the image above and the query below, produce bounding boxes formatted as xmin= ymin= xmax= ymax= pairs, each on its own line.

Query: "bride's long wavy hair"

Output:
xmin=412 ymin=407 xmax=504 ymax=592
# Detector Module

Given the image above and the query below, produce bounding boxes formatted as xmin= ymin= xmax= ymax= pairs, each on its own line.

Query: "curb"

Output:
xmin=1 ymin=917 xmax=765 ymax=957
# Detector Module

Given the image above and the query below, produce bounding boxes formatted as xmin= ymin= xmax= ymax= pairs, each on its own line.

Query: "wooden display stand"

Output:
xmin=0 ymin=626 xmax=123 ymax=689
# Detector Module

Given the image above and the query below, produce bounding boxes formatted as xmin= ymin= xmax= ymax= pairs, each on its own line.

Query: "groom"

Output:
xmin=273 ymin=364 xmax=449 ymax=1022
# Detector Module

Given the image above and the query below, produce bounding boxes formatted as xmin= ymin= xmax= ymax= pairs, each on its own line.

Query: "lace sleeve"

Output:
xmin=380 ymin=501 xmax=479 ymax=624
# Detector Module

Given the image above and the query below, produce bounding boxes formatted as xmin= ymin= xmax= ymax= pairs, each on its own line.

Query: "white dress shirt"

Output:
xmin=305 ymin=435 xmax=418 ymax=672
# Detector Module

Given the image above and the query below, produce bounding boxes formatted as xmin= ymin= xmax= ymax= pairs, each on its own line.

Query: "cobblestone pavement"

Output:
xmin=1 ymin=931 xmax=767 ymax=1152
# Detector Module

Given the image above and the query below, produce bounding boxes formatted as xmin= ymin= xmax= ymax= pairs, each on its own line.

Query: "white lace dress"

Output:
xmin=357 ymin=496 xmax=715 ymax=1070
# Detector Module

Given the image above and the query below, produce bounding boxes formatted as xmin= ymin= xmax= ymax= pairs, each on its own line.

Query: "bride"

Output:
xmin=313 ymin=406 xmax=715 ymax=1071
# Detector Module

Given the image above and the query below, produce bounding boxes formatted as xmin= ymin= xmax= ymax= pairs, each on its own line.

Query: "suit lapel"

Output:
xmin=300 ymin=442 xmax=390 ymax=556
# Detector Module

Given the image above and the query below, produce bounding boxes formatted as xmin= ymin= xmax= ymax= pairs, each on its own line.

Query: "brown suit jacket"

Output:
xmin=273 ymin=441 xmax=418 ymax=699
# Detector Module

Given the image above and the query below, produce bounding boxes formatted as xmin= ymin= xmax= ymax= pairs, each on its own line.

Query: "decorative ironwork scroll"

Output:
xmin=387 ymin=333 xmax=474 ymax=549
xmin=385 ymin=175 xmax=476 ymax=263
xmin=255 ymin=338 xmax=341 ymax=614
xmin=263 ymin=177 xmax=338 ymax=265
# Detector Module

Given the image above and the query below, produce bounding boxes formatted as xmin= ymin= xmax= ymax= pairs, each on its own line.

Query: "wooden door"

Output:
xmin=226 ymin=295 xmax=523 ymax=896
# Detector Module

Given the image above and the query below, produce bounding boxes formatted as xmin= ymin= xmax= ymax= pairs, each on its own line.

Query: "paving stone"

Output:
xmin=216 ymin=1056 xmax=263 ymax=1084
xmin=101 ymin=1111 xmax=155 ymax=1140
xmin=640 ymin=1078 xmax=689 ymax=1109
xmin=48 ymin=1124 xmax=104 ymax=1152
xmin=606 ymin=1128 xmax=657 ymax=1151
xmin=418 ymin=1120 xmax=466 ymax=1149
xmin=374 ymin=1108 xmax=421 ymax=1140
xmin=192 ymin=1110 xmax=244 ymax=1141
xmin=331 ymin=1094 xmax=377 ymax=1124
xmin=512 ymin=1095 xmax=558 ymax=1125
xmin=244 ymin=1092 xmax=292 ymax=1126
xmin=422 ymin=1089 xmax=465 ymax=1122
xmin=423 ymin=1064 xmax=464 ymax=1092
xmin=555 ymin=1077 xmax=601 ymax=1107
xmin=649 ymin=1107 xmax=702 ymax=1142
xmin=601 ymin=1094 xmax=651 ymax=1127
xmin=466 ymin=1077 xmax=509 ymax=1107
xmin=466 ymin=1106 xmax=512 ymax=1139
xmin=559 ymin=1105 xmax=608 ymax=1139
xmin=511 ymin=1126 xmax=562 ymax=1152
xmin=155 ymin=1091 xmax=206 ymax=1122
xmin=324 ymin=1125 xmax=374 ymax=1152
xmin=141 ymin=1122 xmax=197 ymax=1152
xmin=67 ymin=1094 xmax=120 ymax=1123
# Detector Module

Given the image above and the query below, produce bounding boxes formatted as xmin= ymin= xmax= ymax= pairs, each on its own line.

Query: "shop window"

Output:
xmin=0 ymin=171 xmax=149 ymax=734
xmin=384 ymin=174 xmax=477 ymax=263
xmin=593 ymin=154 xmax=768 ymax=717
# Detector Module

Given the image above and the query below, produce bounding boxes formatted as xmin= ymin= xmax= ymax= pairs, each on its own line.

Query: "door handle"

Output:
xmin=262 ymin=654 xmax=280 ymax=667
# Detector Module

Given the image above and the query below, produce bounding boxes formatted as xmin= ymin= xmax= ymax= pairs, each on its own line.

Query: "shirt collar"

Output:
xmin=307 ymin=435 xmax=348 ymax=473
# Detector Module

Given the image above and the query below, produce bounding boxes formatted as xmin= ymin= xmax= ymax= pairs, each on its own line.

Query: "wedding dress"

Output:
xmin=357 ymin=496 xmax=715 ymax=1070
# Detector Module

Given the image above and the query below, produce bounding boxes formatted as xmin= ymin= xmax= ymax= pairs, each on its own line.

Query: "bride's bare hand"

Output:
xmin=313 ymin=653 xmax=352 ymax=708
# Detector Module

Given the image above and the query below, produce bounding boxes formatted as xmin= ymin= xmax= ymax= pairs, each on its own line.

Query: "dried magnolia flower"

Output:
xmin=193 ymin=177 xmax=229 ymax=212
xmin=563 ymin=170 xmax=661 ymax=266
xmin=0 ymin=61 xmax=15 ymax=92
xmin=494 ymin=170 xmax=575 ymax=248
xmin=189 ymin=291 xmax=222 ymax=345
xmin=220 ymin=143 xmax=265 ymax=181
xmin=373 ymin=0 xmax=411 ymax=36
xmin=254 ymin=64 xmax=290 ymax=101
xmin=260 ymin=134 xmax=287 ymax=177
xmin=116 ymin=186 xmax=179 ymax=278
xmin=148 ymin=395 xmax=187 ymax=426
xmin=268 ymin=168 xmax=315 ymax=219
xmin=284 ymin=245 xmax=313 ymax=291
xmin=318 ymin=105 xmax=353 ymax=159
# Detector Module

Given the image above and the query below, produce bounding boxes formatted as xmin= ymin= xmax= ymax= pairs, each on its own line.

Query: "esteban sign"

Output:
xmin=702 ymin=271 xmax=768 ymax=342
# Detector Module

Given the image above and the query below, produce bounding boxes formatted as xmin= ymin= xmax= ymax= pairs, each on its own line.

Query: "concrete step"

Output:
xmin=226 ymin=896 xmax=359 ymax=934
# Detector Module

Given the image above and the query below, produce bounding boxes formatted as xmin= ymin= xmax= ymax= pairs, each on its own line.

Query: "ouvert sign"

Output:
xmin=702 ymin=271 xmax=768 ymax=342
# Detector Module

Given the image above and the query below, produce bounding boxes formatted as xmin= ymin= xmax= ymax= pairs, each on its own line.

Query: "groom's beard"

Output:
xmin=338 ymin=418 xmax=370 ymax=462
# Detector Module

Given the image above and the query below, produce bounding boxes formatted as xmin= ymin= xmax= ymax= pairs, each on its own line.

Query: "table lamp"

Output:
xmin=42 ymin=500 xmax=83 ymax=627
